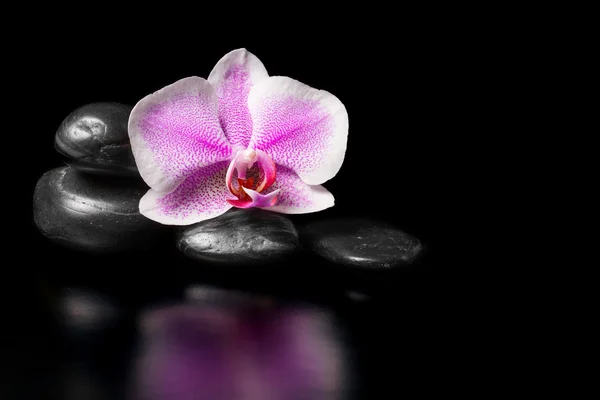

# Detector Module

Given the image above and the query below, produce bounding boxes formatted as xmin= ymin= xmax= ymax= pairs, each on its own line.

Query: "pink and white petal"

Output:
xmin=129 ymin=77 xmax=233 ymax=194
xmin=263 ymin=166 xmax=334 ymax=214
xmin=208 ymin=48 xmax=269 ymax=149
xmin=139 ymin=161 xmax=232 ymax=225
xmin=248 ymin=76 xmax=348 ymax=186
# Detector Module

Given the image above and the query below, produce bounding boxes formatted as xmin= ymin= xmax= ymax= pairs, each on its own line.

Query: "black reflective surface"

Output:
xmin=6 ymin=267 xmax=444 ymax=399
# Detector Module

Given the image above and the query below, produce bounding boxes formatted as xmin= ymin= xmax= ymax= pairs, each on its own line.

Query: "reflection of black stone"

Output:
xmin=177 ymin=208 xmax=299 ymax=265
xmin=49 ymin=286 xmax=133 ymax=399
xmin=57 ymin=288 xmax=120 ymax=336
xmin=54 ymin=103 xmax=139 ymax=177
xmin=33 ymin=167 xmax=162 ymax=253
xmin=184 ymin=284 xmax=273 ymax=307
xmin=301 ymin=219 xmax=423 ymax=269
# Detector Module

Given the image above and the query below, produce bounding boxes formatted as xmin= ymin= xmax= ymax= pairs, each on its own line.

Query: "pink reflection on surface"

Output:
xmin=131 ymin=288 xmax=349 ymax=400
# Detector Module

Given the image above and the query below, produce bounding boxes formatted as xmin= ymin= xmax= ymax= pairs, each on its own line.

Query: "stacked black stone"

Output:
xmin=33 ymin=103 xmax=162 ymax=253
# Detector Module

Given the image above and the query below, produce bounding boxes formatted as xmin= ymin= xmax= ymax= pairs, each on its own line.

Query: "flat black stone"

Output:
xmin=33 ymin=167 xmax=162 ymax=253
xmin=301 ymin=219 xmax=423 ymax=269
xmin=177 ymin=208 xmax=299 ymax=265
xmin=54 ymin=103 xmax=139 ymax=177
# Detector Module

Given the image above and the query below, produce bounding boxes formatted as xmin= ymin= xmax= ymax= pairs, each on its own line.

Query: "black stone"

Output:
xmin=55 ymin=103 xmax=139 ymax=177
xmin=33 ymin=167 xmax=162 ymax=252
xmin=301 ymin=219 xmax=423 ymax=269
xmin=177 ymin=208 xmax=299 ymax=265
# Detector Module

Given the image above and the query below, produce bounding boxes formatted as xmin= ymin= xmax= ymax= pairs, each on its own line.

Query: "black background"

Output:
xmin=6 ymin=17 xmax=466 ymax=398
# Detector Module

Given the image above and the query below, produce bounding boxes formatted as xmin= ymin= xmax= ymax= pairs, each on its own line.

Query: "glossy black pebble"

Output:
xmin=177 ymin=208 xmax=299 ymax=265
xmin=33 ymin=166 xmax=161 ymax=252
xmin=301 ymin=218 xmax=423 ymax=269
xmin=55 ymin=103 xmax=138 ymax=176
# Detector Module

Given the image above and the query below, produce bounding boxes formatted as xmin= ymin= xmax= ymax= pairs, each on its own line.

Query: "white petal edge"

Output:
xmin=207 ymin=48 xmax=269 ymax=89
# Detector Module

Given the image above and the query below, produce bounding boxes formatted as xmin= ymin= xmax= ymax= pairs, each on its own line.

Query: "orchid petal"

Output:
xmin=129 ymin=77 xmax=233 ymax=194
xmin=139 ymin=162 xmax=232 ymax=225
xmin=262 ymin=166 xmax=334 ymax=214
xmin=208 ymin=48 xmax=269 ymax=149
xmin=248 ymin=76 xmax=348 ymax=186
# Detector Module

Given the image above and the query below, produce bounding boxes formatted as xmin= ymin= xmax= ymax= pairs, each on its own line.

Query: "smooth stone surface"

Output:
xmin=55 ymin=103 xmax=138 ymax=176
xmin=33 ymin=167 xmax=161 ymax=252
xmin=301 ymin=219 xmax=423 ymax=269
xmin=177 ymin=209 xmax=299 ymax=265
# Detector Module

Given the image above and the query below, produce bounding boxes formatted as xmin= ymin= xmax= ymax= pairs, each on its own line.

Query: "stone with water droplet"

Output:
xmin=55 ymin=103 xmax=139 ymax=177
xmin=176 ymin=208 xmax=299 ymax=265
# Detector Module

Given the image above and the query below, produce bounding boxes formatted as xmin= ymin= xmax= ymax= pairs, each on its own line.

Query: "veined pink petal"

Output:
xmin=248 ymin=76 xmax=348 ymax=186
xmin=139 ymin=162 xmax=232 ymax=225
xmin=208 ymin=48 xmax=269 ymax=149
xmin=129 ymin=77 xmax=233 ymax=194
xmin=261 ymin=166 xmax=334 ymax=214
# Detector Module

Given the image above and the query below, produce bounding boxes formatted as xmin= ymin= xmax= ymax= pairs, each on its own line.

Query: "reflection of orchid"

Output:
xmin=134 ymin=297 xmax=347 ymax=399
xmin=128 ymin=48 xmax=348 ymax=225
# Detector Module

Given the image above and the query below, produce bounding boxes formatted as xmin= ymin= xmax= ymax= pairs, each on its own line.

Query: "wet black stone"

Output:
xmin=33 ymin=167 xmax=162 ymax=253
xmin=54 ymin=103 xmax=139 ymax=176
xmin=177 ymin=208 xmax=299 ymax=265
xmin=301 ymin=219 xmax=423 ymax=269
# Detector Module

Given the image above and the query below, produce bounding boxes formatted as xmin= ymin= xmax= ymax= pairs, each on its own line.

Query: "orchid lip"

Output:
xmin=226 ymin=148 xmax=277 ymax=209
xmin=226 ymin=188 xmax=280 ymax=209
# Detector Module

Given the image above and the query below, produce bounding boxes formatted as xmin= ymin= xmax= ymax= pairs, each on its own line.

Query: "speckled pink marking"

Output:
xmin=208 ymin=49 xmax=268 ymax=149
xmin=249 ymin=96 xmax=334 ymax=180
xmin=262 ymin=166 xmax=334 ymax=213
xmin=155 ymin=161 xmax=231 ymax=220
xmin=214 ymin=65 xmax=254 ymax=149
xmin=138 ymin=92 xmax=232 ymax=185
xmin=247 ymin=76 xmax=348 ymax=186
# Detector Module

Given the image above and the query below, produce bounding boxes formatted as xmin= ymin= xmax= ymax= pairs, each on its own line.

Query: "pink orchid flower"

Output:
xmin=128 ymin=48 xmax=348 ymax=225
